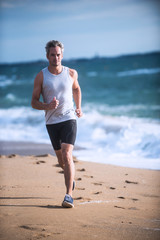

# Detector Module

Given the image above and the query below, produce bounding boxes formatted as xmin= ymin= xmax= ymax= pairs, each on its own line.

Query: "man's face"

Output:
xmin=47 ymin=46 xmax=63 ymax=67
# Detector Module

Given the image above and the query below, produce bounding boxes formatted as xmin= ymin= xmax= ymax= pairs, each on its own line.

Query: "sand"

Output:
xmin=0 ymin=146 xmax=160 ymax=240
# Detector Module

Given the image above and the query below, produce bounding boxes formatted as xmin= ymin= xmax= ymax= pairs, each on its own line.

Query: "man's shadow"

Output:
xmin=0 ymin=197 xmax=63 ymax=209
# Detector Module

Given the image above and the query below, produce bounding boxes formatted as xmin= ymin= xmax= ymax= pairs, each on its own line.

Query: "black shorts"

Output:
xmin=46 ymin=120 xmax=77 ymax=151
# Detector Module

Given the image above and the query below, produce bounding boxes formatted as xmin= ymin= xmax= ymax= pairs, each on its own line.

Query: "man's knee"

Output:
xmin=61 ymin=145 xmax=73 ymax=164
xmin=55 ymin=149 xmax=64 ymax=169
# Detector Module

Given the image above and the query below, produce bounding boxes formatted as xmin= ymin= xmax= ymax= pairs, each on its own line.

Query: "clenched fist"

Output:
xmin=75 ymin=108 xmax=83 ymax=118
xmin=48 ymin=97 xmax=59 ymax=110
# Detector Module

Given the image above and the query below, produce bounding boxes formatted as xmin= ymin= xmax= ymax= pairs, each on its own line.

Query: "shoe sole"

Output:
xmin=62 ymin=201 xmax=74 ymax=208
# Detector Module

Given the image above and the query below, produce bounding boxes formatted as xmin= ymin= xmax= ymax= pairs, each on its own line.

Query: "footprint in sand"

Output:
xmin=58 ymin=170 xmax=64 ymax=174
xmin=125 ymin=180 xmax=138 ymax=184
xmin=114 ymin=206 xmax=125 ymax=209
xmin=131 ymin=198 xmax=139 ymax=201
xmin=83 ymin=175 xmax=93 ymax=178
xmin=117 ymin=196 xmax=125 ymax=199
xmin=33 ymin=233 xmax=52 ymax=238
xmin=92 ymin=182 xmax=103 ymax=186
xmin=74 ymin=197 xmax=83 ymax=200
xmin=36 ymin=160 xmax=46 ymax=164
xmin=76 ymin=187 xmax=85 ymax=190
xmin=109 ymin=187 xmax=116 ymax=190
xmin=74 ymin=197 xmax=92 ymax=201
xmin=35 ymin=154 xmax=50 ymax=158
xmin=77 ymin=168 xmax=86 ymax=172
xmin=54 ymin=164 xmax=60 ymax=168
xmin=75 ymin=177 xmax=82 ymax=181
xmin=93 ymin=191 xmax=102 ymax=195
xmin=19 ymin=225 xmax=54 ymax=238
xmin=19 ymin=225 xmax=37 ymax=231
xmin=73 ymin=158 xmax=79 ymax=164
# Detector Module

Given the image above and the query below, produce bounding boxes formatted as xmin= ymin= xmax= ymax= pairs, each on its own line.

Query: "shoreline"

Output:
xmin=0 ymin=140 xmax=83 ymax=157
xmin=0 ymin=140 xmax=55 ymax=156
xmin=0 ymin=140 xmax=159 ymax=172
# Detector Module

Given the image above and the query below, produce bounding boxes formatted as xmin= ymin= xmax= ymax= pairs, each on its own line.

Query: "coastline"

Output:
xmin=0 ymin=141 xmax=55 ymax=156
xmin=0 ymin=141 xmax=83 ymax=156
xmin=0 ymin=141 xmax=160 ymax=239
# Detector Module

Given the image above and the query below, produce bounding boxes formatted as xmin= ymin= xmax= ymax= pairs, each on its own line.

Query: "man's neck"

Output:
xmin=48 ymin=65 xmax=63 ymax=75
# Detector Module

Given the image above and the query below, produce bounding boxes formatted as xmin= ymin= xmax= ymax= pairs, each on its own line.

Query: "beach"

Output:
xmin=0 ymin=142 xmax=160 ymax=240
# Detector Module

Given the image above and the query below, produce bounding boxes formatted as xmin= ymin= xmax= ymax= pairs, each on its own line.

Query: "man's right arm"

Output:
xmin=31 ymin=71 xmax=59 ymax=110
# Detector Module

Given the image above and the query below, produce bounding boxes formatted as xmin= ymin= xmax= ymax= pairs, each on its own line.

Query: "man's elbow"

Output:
xmin=73 ymin=86 xmax=81 ymax=93
xmin=31 ymin=98 xmax=36 ymax=109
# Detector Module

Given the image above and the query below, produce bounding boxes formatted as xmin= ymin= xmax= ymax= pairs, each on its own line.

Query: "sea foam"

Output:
xmin=0 ymin=106 xmax=160 ymax=170
xmin=117 ymin=68 xmax=160 ymax=77
xmin=74 ymin=109 xmax=160 ymax=170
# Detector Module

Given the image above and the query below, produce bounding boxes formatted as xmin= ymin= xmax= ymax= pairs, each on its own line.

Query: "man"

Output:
xmin=31 ymin=40 xmax=83 ymax=208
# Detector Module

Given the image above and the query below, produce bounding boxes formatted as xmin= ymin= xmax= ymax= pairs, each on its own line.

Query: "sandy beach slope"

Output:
xmin=0 ymin=152 xmax=160 ymax=240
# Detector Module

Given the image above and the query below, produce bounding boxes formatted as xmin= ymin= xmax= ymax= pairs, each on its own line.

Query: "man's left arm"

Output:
xmin=70 ymin=69 xmax=83 ymax=118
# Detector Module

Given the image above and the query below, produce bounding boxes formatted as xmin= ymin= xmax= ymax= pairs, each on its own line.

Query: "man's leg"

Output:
xmin=55 ymin=149 xmax=64 ymax=170
xmin=61 ymin=143 xmax=75 ymax=197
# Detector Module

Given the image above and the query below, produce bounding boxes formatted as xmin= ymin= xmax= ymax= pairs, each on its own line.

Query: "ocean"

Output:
xmin=0 ymin=52 xmax=160 ymax=170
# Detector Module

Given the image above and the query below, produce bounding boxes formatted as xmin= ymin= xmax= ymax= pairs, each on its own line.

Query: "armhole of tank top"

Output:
xmin=42 ymin=68 xmax=46 ymax=88
xmin=67 ymin=67 xmax=74 ymax=84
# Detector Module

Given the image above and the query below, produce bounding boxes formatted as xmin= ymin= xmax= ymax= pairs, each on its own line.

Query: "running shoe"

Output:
xmin=62 ymin=194 xmax=74 ymax=208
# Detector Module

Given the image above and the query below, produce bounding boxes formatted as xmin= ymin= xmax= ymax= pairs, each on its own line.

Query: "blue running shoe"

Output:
xmin=62 ymin=194 xmax=74 ymax=208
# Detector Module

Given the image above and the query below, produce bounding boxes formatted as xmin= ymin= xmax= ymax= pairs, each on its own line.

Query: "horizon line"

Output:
xmin=0 ymin=50 xmax=160 ymax=65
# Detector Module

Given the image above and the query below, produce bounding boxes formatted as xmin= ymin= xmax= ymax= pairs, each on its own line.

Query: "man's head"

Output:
xmin=45 ymin=40 xmax=64 ymax=67
xmin=45 ymin=40 xmax=64 ymax=57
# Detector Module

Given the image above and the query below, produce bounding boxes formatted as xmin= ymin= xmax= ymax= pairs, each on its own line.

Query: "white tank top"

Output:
xmin=42 ymin=66 xmax=76 ymax=124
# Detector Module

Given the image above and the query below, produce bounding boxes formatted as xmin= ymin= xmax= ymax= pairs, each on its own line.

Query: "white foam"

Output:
xmin=75 ymin=110 xmax=160 ymax=170
xmin=0 ymin=107 xmax=49 ymax=143
xmin=0 ymin=106 xmax=160 ymax=170
xmin=87 ymin=71 xmax=98 ymax=77
xmin=83 ymin=103 xmax=160 ymax=116
xmin=117 ymin=68 xmax=160 ymax=77
xmin=5 ymin=93 xmax=16 ymax=101
xmin=0 ymin=76 xmax=13 ymax=87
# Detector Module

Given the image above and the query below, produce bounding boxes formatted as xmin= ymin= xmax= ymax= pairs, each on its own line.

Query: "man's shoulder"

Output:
xmin=41 ymin=67 xmax=48 ymax=74
xmin=37 ymin=70 xmax=43 ymax=78
xmin=68 ymin=68 xmax=78 ymax=79
xmin=34 ymin=70 xmax=43 ymax=83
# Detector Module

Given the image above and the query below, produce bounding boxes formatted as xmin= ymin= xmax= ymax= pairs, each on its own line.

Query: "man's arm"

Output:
xmin=70 ymin=69 xmax=83 ymax=118
xmin=31 ymin=71 xmax=59 ymax=110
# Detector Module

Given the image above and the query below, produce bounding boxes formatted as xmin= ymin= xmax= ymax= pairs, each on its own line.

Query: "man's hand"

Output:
xmin=48 ymin=97 xmax=59 ymax=110
xmin=75 ymin=108 xmax=83 ymax=118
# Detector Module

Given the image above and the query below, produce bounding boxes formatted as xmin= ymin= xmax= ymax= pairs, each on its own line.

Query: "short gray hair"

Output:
xmin=45 ymin=40 xmax=64 ymax=55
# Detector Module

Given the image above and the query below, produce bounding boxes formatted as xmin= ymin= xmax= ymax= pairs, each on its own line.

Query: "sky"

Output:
xmin=0 ymin=0 xmax=160 ymax=63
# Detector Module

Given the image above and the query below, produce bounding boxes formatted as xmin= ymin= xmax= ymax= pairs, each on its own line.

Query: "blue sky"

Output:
xmin=0 ymin=0 xmax=160 ymax=63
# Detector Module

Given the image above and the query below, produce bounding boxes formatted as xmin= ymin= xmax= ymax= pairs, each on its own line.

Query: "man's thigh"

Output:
xmin=60 ymin=120 xmax=77 ymax=146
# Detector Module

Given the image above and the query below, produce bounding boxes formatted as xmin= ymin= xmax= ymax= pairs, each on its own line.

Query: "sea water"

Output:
xmin=0 ymin=53 xmax=160 ymax=169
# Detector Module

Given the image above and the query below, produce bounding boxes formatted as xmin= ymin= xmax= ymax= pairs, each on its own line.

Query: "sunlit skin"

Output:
xmin=47 ymin=46 xmax=63 ymax=69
